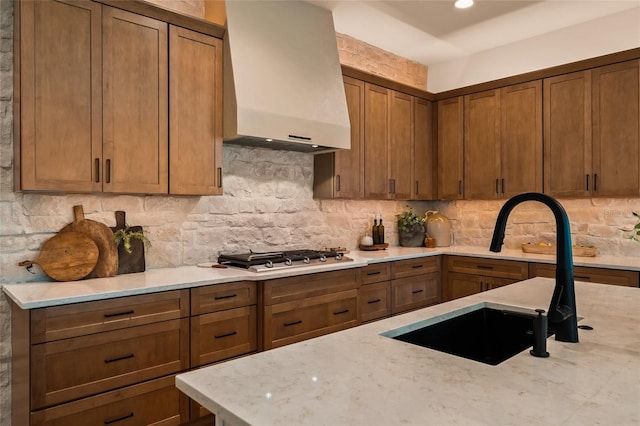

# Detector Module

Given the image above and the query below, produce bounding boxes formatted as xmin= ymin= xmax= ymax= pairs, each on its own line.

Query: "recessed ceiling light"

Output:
xmin=454 ymin=0 xmax=474 ymax=9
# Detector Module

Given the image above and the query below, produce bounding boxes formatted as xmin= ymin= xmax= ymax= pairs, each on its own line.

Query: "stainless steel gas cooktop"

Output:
xmin=217 ymin=249 xmax=352 ymax=272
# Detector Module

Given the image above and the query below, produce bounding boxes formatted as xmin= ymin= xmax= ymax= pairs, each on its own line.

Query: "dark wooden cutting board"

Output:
xmin=110 ymin=210 xmax=146 ymax=275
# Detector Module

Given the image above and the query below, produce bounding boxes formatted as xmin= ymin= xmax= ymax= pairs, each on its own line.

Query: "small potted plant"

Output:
xmin=620 ymin=211 xmax=640 ymax=242
xmin=114 ymin=226 xmax=151 ymax=254
xmin=396 ymin=206 xmax=426 ymax=247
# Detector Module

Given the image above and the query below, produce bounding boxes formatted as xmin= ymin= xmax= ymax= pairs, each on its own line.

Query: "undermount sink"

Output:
xmin=381 ymin=303 xmax=554 ymax=366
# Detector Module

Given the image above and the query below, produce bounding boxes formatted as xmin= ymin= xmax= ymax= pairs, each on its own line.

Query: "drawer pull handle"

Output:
xmin=103 ymin=310 xmax=134 ymax=318
xmin=575 ymin=275 xmax=591 ymax=280
xmin=284 ymin=320 xmax=302 ymax=327
xmin=104 ymin=412 xmax=134 ymax=425
xmin=333 ymin=309 xmax=349 ymax=315
xmin=367 ymin=299 xmax=381 ymax=304
xmin=214 ymin=293 xmax=237 ymax=300
xmin=367 ymin=271 xmax=381 ymax=276
xmin=411 ymin=265 xmax=424 ymax=269
xmin=104 ymin=354 xmax=134 ymax=364
xmin=477 ymin=265 xmax=493 ymax=270
xmin=412 ymin=289 xmax=424 ymax=294
xmin=215 ymin=331 xmax=238 ymax=339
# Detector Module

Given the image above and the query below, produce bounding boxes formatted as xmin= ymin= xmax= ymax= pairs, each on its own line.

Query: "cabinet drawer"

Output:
xmin=361 ymin=263 xmax=391 ymax=285
xmin=264 ymin=290 xmax=359 ymax=349
xmin=447 ymin=256 xmax=528 ymax=280
xmin=263 ymin=269 xmax=359 ymax=306
xmin=191 ymin=281 xmax=256 ymax=315
xmin=529 ymin=263 xmax=639 ymax=287
xmin=30 ymin=375 xmax=189 ymax=426
xmin=391 ymin=272 xmax=441 ymax=314
xmin=391 ymin=256 xmax=440 ymax=279
xmin=31 ymin=290 xmax=189 ymax=344
xmin=191 ymin=305 xmax=257 ymax=367
xmin=358 ymin=281 xmax=391 ymax=322
xmin=31 ymin=319 xmax=189 ymax=409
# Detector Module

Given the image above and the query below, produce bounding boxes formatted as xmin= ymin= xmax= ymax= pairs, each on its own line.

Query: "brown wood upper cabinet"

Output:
xmin=315 ymin=77 xmax=433 ymax=200
xmin=437 ymin=96 xmax=464 ymax=199
xmin=169 ymin=26 xmax=223 ymax=195
xmin=16 ymin=0 xmax=223 ymax=195
xmin=314 ymin=76 xmax=365 ymax=199
xmin=364 ymin=83 xmax=413 ymax=200
xmin=464 ymin=81 xmax=542 ymax=200
xmin=413 ymin=98 xmax=435 ymax=199
xmin=544 ymin=59 xmax=640 ymax=197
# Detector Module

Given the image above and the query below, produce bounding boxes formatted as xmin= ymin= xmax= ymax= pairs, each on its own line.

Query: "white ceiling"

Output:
xmin=309 ymin=0 xmax=640 ymax=66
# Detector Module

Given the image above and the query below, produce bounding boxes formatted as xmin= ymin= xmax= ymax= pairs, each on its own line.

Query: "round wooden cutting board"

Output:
xmin=60 ymin=205 xmax=119 ymax=278
xmin=19 ymin=231 xmax=99 ymax=281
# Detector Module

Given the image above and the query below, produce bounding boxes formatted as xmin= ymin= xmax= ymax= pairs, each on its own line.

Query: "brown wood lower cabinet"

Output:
xmin=443 ymin=256 xmax=528 ymax=301
xmin=445 ymin=272 xmax=519 ymax=300
xmin=31 ymin=319 xmax=189 ymax=409
xmin=358 ymin=263 xmax=392 ymax=322
xmin=391 ymin=256 xmax=441 ymax=313
xmin=261 ymin=269 xmax=360 ymax=349
xmin=529 ymin=263 xmax=639 ymax=287
xmin=391 ymin=272 xmax=440 ymax=314
xmin=30 ymin=375 xmax=189 ymax=426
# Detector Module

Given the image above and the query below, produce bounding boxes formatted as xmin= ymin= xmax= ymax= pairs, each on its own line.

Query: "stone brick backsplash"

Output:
xmin=0 ymin=1 xmax=638 ymax=422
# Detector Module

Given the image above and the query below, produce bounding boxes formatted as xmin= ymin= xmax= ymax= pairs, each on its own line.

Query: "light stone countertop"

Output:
xmin=176 ymin=278 xmax=640 ymax=426
xmin=2 ymin=245 xmax=638 ymax=309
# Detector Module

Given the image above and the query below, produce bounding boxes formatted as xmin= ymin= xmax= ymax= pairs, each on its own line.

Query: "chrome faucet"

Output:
xmin=490 ymin=192 xmax=578 ymax=343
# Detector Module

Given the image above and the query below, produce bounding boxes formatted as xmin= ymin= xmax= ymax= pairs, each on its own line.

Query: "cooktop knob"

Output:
xmin=319 ymin=255 xmax=327 ymax=262
xmin=303 ymin=257 xmax=310 ymax=264
xmin=336 ymin=253 xmax=343 ymax=260
xmin=266 ymin=260 xmax=274 ymax=268
xmin=285 ymin=258 xmax=293 ymax=266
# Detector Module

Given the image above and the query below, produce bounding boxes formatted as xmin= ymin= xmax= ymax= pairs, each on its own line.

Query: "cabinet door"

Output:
xmin=31 ymin=319 xmax=189 ymax=408
xmin=391 ymin=272 xmax=441 ymax=314
xmin=464 ymin=89 xmax=501 ymax=199
xmin=191 ymin=306 xmax=257 ymax=367
xmin=30 ymin=375 xmax=189 ymax=426
xmin=364 ymin=83 xmax=390 ymax=198
xmin=445 ymin=272 xmax=482 ymax=301
xmin=484 ymin=276 xmax=520 ymax=291
xmin=501 ymin=81 xmax=543 ymax=198
xmin=169 ymin=26 xmax=223 ymax=195
xmin=389 ymin=91 xmax=413 ymax=199
xmin=543 ymin=71 xmax=592 ymax=197
xmin=437 ymin=97 xmax=464 ymax=199
xmin=413 ymin=97 xmax=434 ymax=199
xmin=335 ymin=76 xmax=365 ymax=198
xmin=102 ymin=7 xmax=168 ymax=194
xmin=19 ymin=0 xmax=102 ymax=192
xmin=359 ymin=281 xmax=391 ymax=323
xmin=592 ymin=60 xmax=640 ymax=197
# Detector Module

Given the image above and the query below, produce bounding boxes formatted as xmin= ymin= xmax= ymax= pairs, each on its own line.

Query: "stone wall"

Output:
xmin=336 ymin=32 xmax=428 ymax=91
xmin=0 ymin=1 xmax=638 ymax=423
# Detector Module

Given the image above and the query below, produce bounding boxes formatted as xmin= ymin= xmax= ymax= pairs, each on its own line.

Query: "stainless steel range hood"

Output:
xmin=223 ymin=1 xmax=350 ymax=153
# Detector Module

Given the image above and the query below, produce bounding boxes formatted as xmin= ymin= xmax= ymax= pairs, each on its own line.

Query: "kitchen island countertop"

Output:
xmin=176 ymin=278 xmax=640 ymax=425
xmin=3 ymin=245 xmax=638 ymax=309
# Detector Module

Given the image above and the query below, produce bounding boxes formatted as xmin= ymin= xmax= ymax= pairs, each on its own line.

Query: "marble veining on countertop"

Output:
xmin=3 ymin=245 xmax=638 ymax=309
xmin=176 ymin=278 xmax=640 ymax=426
